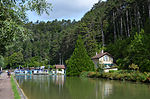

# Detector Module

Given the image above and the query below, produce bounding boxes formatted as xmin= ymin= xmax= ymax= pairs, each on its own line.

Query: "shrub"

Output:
xmin=129 ymin=63 xmax=139 ymax=71
xmin=109 ymin=70 xmax=117 ymax=73
xmin=96 ymin=63 xmax=105 ymax=73
xmin=138 ymin=73 xmax=147 ymax=82
xmin=80 ymin=71 xmax=90 ymax=78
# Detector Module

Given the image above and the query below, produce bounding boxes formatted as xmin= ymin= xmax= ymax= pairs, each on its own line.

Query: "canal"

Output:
xmin=16 ymin=75 xmax=150 ymax=99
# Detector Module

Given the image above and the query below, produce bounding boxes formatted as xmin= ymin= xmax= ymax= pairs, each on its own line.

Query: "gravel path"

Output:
xmin=0 ymin=72 xmax=14 ymax=99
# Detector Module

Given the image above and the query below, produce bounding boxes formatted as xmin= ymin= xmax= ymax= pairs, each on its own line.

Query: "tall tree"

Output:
xmin=66 ymin=35 xmax=95 ymax=76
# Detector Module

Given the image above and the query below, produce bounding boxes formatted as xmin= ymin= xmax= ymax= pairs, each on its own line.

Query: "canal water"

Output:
xmin=16 ymin=75 xmax=150 ymax=99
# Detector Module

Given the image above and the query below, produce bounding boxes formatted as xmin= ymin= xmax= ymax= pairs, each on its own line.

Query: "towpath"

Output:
xmin=0 ymin=72 xmax=14 ymax=99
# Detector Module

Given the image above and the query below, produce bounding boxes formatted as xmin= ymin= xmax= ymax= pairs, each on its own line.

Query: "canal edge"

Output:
xmin=13 ymin=75 xmax=28 ymax=99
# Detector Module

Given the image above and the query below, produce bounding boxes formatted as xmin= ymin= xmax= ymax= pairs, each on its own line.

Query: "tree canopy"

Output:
xmin=0 ymin=0 xmax=51 ymax=55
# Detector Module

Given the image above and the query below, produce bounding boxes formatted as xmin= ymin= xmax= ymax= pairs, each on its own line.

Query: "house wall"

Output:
xmin=33 ymin=70 xmax=38 ymax=74
xmin=56 ymin=69 xmax=65 ymax=74
xmin=92 ymin=55 xmax=113 ymax=68
xmin=99 ymin=55 xmax=113 ymax=65
xmin=52 ymin=70 xmax=56 ymax=74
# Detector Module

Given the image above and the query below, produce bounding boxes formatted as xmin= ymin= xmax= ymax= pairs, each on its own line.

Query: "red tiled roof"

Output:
xmin=55 ymin=65 xmax=65 ymax=69
xmin=92 ymin=52 xmax=112 ymax=59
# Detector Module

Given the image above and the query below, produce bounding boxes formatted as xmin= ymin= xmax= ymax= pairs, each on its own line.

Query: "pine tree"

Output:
xmin=66 ymin=35 xmax=95 ymax=76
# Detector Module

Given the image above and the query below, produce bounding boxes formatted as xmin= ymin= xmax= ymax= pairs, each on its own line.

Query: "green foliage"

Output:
xmin=25 ymin=56 xmax=40 ymax=67
xmin=2 ymin=0 xmax=150 ymax=73
xmin=107 ymin=38 xmax=131 ymax=69
xmin=88 ymin=70 xmax=150 ymax=83
xmin=6 ymin=51 xmax=24 ymax=68
xmin=66 ymin=36 xmax=95 ymax=76
xmin=107 ymin=30 xmax=150 ymax=72
xmin=80 ymin=71 xmax=90 ymax=78
xmin=0 ymin=0 xmax=51 ymax=55
xmin=129 ymin=64 xmax=139 ymax=71
xmin=128 ymin=30 xmax=150 ymax=71
xmin=80 ymin=71 xmax=101 ymax=78
xmin=88 ymin=71 xmax=101 ymax=78
xmin=96 ymin=63 xmax=105 ymax=73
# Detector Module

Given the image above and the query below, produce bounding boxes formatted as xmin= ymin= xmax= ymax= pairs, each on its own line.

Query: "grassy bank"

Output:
xmin=10 ymin=76 xmax=21 ymax=99
xmin=81 ymin=70 xmax=150 ymax=83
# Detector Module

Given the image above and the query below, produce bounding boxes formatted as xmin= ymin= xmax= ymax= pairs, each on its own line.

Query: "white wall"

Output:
xmin=56 ymin=69 xmax=65 ymax=74
xmin=104 ymin=68 xmax=118 ymax=73
xmin=0 ymin=67 xmax=2 ymax=71
xmin=33 ymin=70 xmax=38 ymax=74
xmin=99 ymin=55 xmax=113 ymax=64
xmin=25 ymin=70 xmax=28 ymax=74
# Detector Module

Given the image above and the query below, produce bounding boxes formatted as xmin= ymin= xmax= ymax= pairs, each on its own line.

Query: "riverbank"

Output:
xmin=81 ymin=70 xmax=150 ymax=83
xmin=12 ymin=75 xmax=28 ymax=99
xmin=0 ymin=73 xmax=14 ymax=99
xmin=11 ymin=75 xmax=21 ymax=99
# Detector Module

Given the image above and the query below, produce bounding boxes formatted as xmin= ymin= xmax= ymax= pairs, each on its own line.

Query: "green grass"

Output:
xmin=10 ymin=76 xmax=21 ymax=99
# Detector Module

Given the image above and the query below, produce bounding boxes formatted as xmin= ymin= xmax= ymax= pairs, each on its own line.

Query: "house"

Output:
xmin=92 ymin=51 xmax=117 ymax=72
xmin=55 ymin=65 xmax=65 ymax=75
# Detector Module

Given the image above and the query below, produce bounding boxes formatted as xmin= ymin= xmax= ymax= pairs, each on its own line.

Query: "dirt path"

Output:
xmin=0 ymin=72 xmax=14 ymax=99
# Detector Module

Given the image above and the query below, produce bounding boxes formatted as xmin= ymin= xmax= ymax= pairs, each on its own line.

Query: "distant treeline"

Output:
xmin=3 ymin=0 xmax=150 ymax=72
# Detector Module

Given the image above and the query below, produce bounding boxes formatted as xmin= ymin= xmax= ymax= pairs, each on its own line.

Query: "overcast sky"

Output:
xmin=27 ymin=0 xmax=106 ymax=22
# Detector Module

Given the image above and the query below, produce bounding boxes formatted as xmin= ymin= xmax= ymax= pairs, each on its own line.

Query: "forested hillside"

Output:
xmin=3 ymin=0 xmax=150 ymax=71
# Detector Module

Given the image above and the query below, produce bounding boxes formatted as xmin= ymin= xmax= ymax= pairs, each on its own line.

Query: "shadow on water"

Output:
xmin=16 ymin=75 xmax=150 ymax=99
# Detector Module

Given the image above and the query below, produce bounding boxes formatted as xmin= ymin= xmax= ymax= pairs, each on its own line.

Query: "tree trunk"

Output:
xmin=101 ymin=20 xmax=105 ymax=47
xmin=137 ymin=9 xmax=141 ymax=33
xmin=142 ymin=5 xmax=145 ymax=27
xmin=126 ymin=10 xmax=130 ymax=37
xmin=123 ymin=18 xmax=127 ymax=37
xmin=113 ymin=11 xmax=117 ymax=41
xmin=120 ymin=16 xmax=123 ymax=37
xmin=148 ymin=0 xmax=150 ymax=20
xmin=134 ymin=7 xmax=137 ymax=27
xmin=116 ymin=21 xmax=120 ymax=38
xmin=129 ymin=11 xmax=132 ymax=32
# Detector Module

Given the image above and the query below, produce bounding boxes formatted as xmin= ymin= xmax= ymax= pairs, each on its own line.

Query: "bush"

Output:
xmin=129 ymin=63 xmax=139 ymax=71
xmin=109 ymin=70 xmax=118 ymax=73
xmin=87 ymin=71 xmax=101 ymax=78
xmin=86 ymin=69 xmax=150 ymax=83
xmin=80 ymin=71 xmax=90 ymax=78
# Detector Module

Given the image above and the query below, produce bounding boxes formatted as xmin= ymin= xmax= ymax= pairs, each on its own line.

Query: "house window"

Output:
xmin=58 ymin=69 xmax=62 ymax=71
xmin=104 ymin=55 xmax=108 ymax=61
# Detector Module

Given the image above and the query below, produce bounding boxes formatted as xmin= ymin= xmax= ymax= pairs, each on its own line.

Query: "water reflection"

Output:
xmin=104 ymin=82 xmax=112 ymax=96
xmin=95 ymin=79 xmax=113 ymax=99
xmin=52 ymin=75 xmax=65 ymax=86
xmin=16 ymin=75 xmax=150 ymax=99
